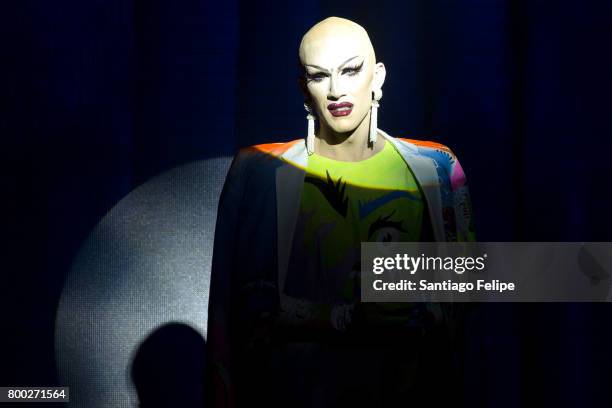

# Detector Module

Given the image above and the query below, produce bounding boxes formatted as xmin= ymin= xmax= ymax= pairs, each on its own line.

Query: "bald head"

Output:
xmin=297 ymin=17 xmax=386 ymax=138
xmin=299 ymin=17 xmax=376 ymax=67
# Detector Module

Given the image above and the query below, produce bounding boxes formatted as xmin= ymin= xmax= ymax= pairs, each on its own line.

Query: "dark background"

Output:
xmin=3 ymin=0 xmax=612 ymax=406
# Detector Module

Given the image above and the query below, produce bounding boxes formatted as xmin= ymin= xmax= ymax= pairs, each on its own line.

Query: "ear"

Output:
xmin=372 ymin=62 xmax=386 ymax=91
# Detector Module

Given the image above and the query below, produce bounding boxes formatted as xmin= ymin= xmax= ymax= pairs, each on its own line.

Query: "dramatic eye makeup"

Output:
xmin=305 ymin=71 xmax=328 ymax=83
xmin=341 ymin=61 xmax=364 ymax=76
xmin=304 ymin=56 xmax=364 ymax=83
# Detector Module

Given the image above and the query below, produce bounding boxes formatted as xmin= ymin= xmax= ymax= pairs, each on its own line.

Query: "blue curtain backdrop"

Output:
xmin=3 ymin=0 xmax=612 ymax=406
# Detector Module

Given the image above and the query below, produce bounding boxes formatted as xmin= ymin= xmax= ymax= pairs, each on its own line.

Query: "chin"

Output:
xmin=323 ymin=118 xmax=360 ymax=135
xmin=330 ymin=125 xmax=358 ymax=134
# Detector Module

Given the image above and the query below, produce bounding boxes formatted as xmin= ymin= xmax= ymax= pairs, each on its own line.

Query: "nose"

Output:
xmin=327 ymin=72 xmax=344 ymax=100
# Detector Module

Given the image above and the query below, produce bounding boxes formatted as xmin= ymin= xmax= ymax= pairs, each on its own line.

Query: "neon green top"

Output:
xmin=285 ymin=139 xmax=425 ymax=302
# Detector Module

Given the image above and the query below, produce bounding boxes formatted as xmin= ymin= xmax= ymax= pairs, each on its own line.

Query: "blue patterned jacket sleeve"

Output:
xmin=416 ymin=143 xmax=476 ymax=242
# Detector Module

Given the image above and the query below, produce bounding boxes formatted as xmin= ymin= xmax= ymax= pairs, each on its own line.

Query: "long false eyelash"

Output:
xmin=343 ymin=61 xmax=364 ymax=74
xmin=305 ymin=61 xmax=364 ymax=82
xmin=305 ymin=72 xmax=326 ymax=83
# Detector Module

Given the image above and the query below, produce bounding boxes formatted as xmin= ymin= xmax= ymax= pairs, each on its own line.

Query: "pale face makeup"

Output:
xmin=303 ymin=53 xmax=371 ymax=135
xmin=299 ymin=18 xmax=385 ymax=141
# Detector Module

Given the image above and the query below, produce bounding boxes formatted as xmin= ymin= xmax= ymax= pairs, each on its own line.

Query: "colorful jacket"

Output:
xmin=206 ymin=129 xmax=476 ymax=407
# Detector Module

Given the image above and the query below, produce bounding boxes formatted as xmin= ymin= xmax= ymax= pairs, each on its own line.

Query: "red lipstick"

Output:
xmin=327 ymin=102 xmax=353 ymax=117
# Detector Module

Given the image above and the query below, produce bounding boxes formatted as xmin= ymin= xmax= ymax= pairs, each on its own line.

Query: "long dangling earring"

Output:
xmin=369 ymin=89 xmax=382 ymax=146
xmin=304 ymin=103 xmax=315 ymax=155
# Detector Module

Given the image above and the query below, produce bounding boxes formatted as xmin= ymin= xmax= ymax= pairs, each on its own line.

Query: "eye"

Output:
xmin=306 ymin=73 xmax=327 ymax=83
xmin=341 ymin=67 xmax=359 ymax=76
xmin=342 ymin=62 xmax=363 ymax=77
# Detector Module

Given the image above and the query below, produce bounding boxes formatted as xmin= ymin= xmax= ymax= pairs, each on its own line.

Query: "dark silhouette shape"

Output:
xmin=131 ymin=323 xmax=206 ymax=407
xmin=578 ymin=245 xmax=611 ymax=286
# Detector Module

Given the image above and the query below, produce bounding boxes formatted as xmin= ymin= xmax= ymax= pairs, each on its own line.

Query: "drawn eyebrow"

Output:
xmin=304 ymin=56 xmax=363 ymax=74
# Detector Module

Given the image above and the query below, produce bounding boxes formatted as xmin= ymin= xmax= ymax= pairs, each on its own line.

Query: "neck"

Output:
xmin=314 ymin=111 xmax=384 ymax=161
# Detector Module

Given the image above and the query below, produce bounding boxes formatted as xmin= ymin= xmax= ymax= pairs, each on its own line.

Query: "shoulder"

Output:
xmin=394 ymin=137 xmax=459 ymax=166
xmin=394 ymin=136 xmax=467 ymax=189
xmin=230 ymin=139 xmax=301 ymax=166
xmin=396 ymin=137 xmax=453 ymax=155
xmin=227 ymin=139 xmax=303 ymax=181
xmin=238 ymin=139 xmax=302 ymax=158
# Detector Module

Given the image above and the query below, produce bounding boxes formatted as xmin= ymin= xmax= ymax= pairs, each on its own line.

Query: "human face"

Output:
xmin=301 ymin=36 xmax=379 ymax=135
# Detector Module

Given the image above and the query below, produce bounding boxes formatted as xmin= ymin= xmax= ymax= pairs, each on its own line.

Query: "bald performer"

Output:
xmin=298 ymin=17 xmax=386 ymax=161
xmin=207 ymin=16 xmax=475 ymax=408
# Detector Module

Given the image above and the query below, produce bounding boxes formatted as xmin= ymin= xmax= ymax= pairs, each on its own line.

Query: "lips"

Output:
xmin=327 ymin=102 xmax=353 ymax=117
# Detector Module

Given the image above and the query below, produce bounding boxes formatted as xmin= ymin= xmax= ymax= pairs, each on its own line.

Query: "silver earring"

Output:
xmin=370 ymin=89 xmax=382 ymax=145
xmin=304 ymin=103 xmax=315 ymax=155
